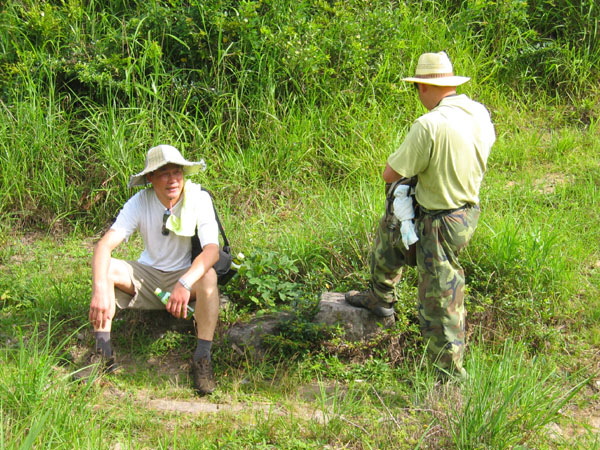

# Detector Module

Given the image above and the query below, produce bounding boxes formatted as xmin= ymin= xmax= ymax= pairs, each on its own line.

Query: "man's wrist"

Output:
xmin=178 ymin=277 xmax=192 ymax=292
xmin=92 ymin=280 xmax=108 ymax=293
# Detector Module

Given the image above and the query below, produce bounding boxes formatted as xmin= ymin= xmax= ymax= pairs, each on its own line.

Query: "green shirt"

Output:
xmin=387 ymin=94 xmax=496 ymax=210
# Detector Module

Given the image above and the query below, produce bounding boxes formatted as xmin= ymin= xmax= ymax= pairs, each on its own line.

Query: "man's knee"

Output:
xmin=194 ymin=268 xmax=218 ymax=299
xmin=108 ymin=259 xmax=134 ymax=295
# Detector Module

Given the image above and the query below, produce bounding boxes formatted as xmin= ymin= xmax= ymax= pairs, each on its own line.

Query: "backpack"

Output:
xmin=191 ymin=188 xmax=236 ymax=286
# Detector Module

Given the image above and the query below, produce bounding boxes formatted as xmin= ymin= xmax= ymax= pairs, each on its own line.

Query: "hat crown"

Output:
xmin=401 ymin=51 xmax=470 ymax=86
xmin=145 ymin=145 xmax=185 ymax=168
xmin=128 ymin=145 xmax=206 ymax=188
xmin=415 ymin=52 xmax=454 ymax=76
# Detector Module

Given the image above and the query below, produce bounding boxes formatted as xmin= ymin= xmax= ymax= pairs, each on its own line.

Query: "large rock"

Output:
xmin=313 ymin=292 xmax=395 ymax=341
xmin=223 ymin=292 xmax=395 ymax=355
xmin=224 ymin=312 xmax=293 ymax=356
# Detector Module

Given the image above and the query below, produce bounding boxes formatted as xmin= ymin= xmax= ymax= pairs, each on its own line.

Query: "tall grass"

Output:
xmin=449 ymin=339 xmax=589 ymax=449
xmin=2 ymin=0 xmax=596 ymax=231
xmin=441 ymin=0 xmax=600 ymax=98
xmin=0 ymin=319 xmax=108 ymax=448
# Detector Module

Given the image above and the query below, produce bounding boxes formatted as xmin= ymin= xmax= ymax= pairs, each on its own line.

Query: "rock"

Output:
xmin=118 ymin=309 xmax=194 ymax=334
xmin=314 ymin=292 xmax=395 ymax=341
xmin=223 ymin=292 xmax=395 ymax=355
xmin=224 ymin=312 xmax=293 ymax=356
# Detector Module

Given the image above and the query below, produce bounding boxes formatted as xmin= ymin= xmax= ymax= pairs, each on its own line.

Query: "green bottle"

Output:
xmin=154 ymin=287 xmax=194 ymax=318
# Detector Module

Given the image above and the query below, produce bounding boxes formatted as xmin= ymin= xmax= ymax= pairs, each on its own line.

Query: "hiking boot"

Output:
xmin=191 ymin=357 xmax=216 ymax=396
xmin=72 ymin=350 xmax=119 ymax=383
xmin=436 ymin=366 xmax=469 ymax=385
xmin=345 ymin=290 xmax=395 ymax=317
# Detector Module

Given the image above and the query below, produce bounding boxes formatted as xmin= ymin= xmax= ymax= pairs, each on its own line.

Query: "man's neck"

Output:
xmin=435 ymin=91 xmax=458 ymax=107
xmin=154 ymin=188 xmax=182 ymax=209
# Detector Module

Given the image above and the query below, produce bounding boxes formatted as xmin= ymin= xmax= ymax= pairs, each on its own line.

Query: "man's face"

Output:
xmin=147 ymin=163 xmax=184 ymax=206
xmin=415 ymin=83 xmax=433 ymax=109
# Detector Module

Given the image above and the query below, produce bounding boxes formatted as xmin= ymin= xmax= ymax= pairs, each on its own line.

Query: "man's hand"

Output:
xmin=166 ymin=243 xmax=218 ymax=319
xmin=90 ymin=229 xmax=126 ymax=330
xmin=89 ymin=288 xmax=115 ymax=330
xmin=166 ymin=283 xmax=192 ymax=319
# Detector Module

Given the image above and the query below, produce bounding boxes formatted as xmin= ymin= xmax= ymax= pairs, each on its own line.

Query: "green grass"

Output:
xmin=0 ymin=312 xmax=595 ymax=448
xmin=1 ymin=0 xmax=600 ymax=448
xmin=1 ymin=227 xmax=599 ymax=448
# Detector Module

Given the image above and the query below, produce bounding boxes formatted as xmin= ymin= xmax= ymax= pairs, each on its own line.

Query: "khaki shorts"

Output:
xmin=115 ymin=261 xmax=190 ymax=310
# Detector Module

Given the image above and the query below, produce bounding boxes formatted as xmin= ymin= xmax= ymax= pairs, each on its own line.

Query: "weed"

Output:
xmin=449 ymin=339 xmax=590 ymax=449
xmin=225 ymin=249 xmax=304 ymax=310
xmin=263 ymin=295 xmax=340 ymax=357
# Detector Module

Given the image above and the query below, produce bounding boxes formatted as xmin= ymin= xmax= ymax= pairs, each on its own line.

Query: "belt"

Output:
xmin=418 ymin=203 xmax=474 ymax=219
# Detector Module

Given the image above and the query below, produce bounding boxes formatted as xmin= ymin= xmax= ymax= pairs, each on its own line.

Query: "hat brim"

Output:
xmin=402 ymin=76 xmax=470 ymax=87
xmin=128 ymin=162 xmax=205 ymax=188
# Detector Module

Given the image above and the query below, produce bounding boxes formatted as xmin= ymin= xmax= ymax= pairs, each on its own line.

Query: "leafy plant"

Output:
xmin=225 ymin=249 xmax=304 ymax=310
xmin=263 ymin=294 xmax=340 ymax=356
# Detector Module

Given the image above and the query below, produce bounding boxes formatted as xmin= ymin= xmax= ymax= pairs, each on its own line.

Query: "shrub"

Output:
xmin=224 ymin=249 xmax=304 ymax=310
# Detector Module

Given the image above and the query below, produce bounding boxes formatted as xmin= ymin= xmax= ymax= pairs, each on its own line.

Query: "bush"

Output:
xmin=224 ymin=249 xmax=304 ymax=310
xmin=442 ymin=0 xmax=600 ymax=96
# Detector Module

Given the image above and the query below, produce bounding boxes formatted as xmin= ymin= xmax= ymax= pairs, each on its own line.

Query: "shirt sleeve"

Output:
xmin=110 ymin=193 xmax=141 ymax=241
xmin=196 ymin=191 xmax=220 ymax=248
xmin=387 ymin=120 xmax=432 ymax=178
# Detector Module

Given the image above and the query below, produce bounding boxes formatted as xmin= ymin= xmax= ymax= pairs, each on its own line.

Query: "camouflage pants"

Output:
xmin=370 ymin=204 xmax=480 ymax=373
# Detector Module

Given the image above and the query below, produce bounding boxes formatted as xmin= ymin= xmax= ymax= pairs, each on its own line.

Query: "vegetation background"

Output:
xmin=0 ymin=0 xmax=599 ymax=448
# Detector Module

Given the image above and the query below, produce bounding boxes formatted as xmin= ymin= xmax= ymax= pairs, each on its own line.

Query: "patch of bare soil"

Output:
xmin=100 ymin=383 xmax=328 ymax=424
xmin=545 ymin=380 xmax=600 ymax=442
xmin=145 ymin=391 xmax=281 ymax=418
xmin=533 ymin=173 xmax=571 ymax=194
xmin=506 ymin=172 xmax=571 ymax=195
xmin=74 ymin=318 xmax=332 ymax=424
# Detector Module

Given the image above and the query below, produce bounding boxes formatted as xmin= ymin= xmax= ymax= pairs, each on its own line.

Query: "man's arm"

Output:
xmin=167 ymin=243 xmax=219 ymax=319
xmin=383 ymin=163 xmax=403 ymax=183
xmin=90 ymin=229 xmax=126 ymax=330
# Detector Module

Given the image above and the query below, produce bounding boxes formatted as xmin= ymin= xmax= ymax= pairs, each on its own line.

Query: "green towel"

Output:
xmin=165 ymin=180 xmax=202 ymax=237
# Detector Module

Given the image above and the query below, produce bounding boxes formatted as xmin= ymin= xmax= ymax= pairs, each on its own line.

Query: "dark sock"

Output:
xmin=95 ymin=331 xmax=113 ymax=357
xmin=193 ymin=338 xmax=212 ymax=362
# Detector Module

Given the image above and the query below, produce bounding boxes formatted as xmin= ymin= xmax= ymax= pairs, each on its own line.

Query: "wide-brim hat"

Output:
xmin=128 ymin=145 xmax=206 ymax=187
xmin=402 ymin=51 xmax=470 ymax=86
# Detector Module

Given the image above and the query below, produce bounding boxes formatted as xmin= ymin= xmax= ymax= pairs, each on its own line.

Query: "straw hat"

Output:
xmin=402 ymin=52 xmax=470 ymax=86
xmin=128 ymin=145 xmax=206 ymax=187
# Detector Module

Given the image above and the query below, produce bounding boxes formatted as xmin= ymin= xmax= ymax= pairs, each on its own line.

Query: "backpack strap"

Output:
xmin=191 ymin=188 xmax=230 ymax=259
xmin=202 ymin=188 xmax=230 ymax=250
xmin=190 ymin=188 xmax=236 ymax=285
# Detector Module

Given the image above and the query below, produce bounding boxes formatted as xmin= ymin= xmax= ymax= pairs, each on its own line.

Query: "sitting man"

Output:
xmin=346 ymin=52 xmax=496 ymax=377
xmin=75 ymin=144 xmax=221 ymax=395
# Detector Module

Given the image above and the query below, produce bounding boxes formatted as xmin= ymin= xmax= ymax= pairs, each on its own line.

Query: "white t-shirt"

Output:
xmin=111 ymin=188 xmax=219 ymax=271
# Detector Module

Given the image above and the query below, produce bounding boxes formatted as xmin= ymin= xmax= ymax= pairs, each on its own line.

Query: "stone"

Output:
xmin=116 ymin=294 xmax=231 ymax=335
xmin=313 ymin=292 xmax=395 ymax=341
xmin=223 ymin=292 xmax=395 ymax=355
xmin=224 ymin=312 xmax=293 ymax=356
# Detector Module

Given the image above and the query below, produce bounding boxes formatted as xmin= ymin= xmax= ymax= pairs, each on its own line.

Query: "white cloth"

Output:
xmin=110 ymin=187 xmax=219 ymax=271
xmin=393 ymin=185 xmax=419 ymax=250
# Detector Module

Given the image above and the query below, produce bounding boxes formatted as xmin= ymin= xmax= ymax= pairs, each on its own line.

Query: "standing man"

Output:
xmin=346 ymin=52 xmax=496 ymax=377
xmin=75 ymin=145 xmax=221 ymax=395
